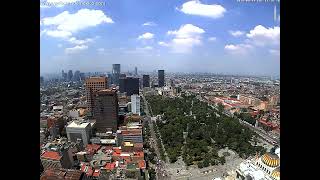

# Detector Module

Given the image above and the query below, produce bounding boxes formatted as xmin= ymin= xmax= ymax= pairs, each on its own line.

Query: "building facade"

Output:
xmin=66 ymin=120 xmax=92 ymax=146
xmin=119 ymin=77 xmax=139 ymax=96
xmin=131 ymin=94 xmax=140 ymax=115
xmin=94 ymin=89 xmax=119 ymax=132
xmin=158 ymin=70 xmax=165 ymax=87
xmin=85 ymin=77 xmax=108 ymax=115
xmin=142 ymin=75 xmax=150 ymax=88
xmin=112 ymin=64 xmax=121 ymax=86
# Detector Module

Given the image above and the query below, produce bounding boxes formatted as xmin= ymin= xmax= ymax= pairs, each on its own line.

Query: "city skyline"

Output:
xmin=41 ymin=0 xmax=280 ymax=76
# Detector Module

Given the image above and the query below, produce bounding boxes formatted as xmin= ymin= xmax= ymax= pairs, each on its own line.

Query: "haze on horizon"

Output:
xmin=40 ymin=0 xmax=280 ymax=76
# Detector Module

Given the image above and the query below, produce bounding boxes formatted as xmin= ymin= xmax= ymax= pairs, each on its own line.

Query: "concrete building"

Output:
xmin=66 ymin=120 xmax=92 ymax=146
xmin=131 ymin=94 xmax=140 ymax=115
xmin=158 ymin=70 xmax=165 ymax=87
xmin=94 ymin=89 xmax=119 ymax=132
xmin=85 ymin=77 xmax=108 ymax=114
xmin=142 ymin=75 xmax=150 ymax=88
xmin=117 ymin=125 xmax=143 ymax=144
xmin=119 ymin=77 xmax=139 ymax=96
xmin=41 ymin=138 xmax=83 ymax=171
xmin=40 ymin=168 xmax=88 ymax=180
xmin=112 ymin=64 xmax=121 ymax=86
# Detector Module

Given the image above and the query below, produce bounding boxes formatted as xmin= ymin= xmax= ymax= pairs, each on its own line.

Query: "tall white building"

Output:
xmin=131 ymin=94 xmax=140 ymax=115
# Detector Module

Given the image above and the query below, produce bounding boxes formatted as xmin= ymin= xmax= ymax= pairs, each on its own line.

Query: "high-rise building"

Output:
xmin=134 ymin=67 xmax=138 ymax=76
xmin=107 ymin=73 xmax=113 ymax=87
xmin=73 ymin=70 xmax=81 ymax=81
xmin=119 ymin=77 xmax=139 ymax=96
xmin=68 ymin=70 xmax=73 ymax=81
xmin=112 ymin=64 xmax=121 ymax=86
xmin=142 ymin=75 xmax=150 ymax=88
xmin=85 ymin=77 xmax=108 ymax=115
xmin=94 ymin=89 xmax=118 ymax=132
xmin=131 ymin=94 xmax=140 ymax=115
xmin=158 ymin=70 xmax=165 ymax=87
xmin=62 ymin=70 xmax=68 ymax=81
xmin=79 ymin=73 xmax=85 ymax=81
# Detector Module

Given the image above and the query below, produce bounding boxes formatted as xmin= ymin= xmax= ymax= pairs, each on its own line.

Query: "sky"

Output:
xmin=40 ymin=0 xmax=280 ymax=76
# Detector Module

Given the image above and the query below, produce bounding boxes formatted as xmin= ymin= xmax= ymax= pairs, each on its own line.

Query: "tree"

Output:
xmin=203 ymin=158 xmax=210 ymax=167
xmin=217 ymin=103 xmax=225 ymax=112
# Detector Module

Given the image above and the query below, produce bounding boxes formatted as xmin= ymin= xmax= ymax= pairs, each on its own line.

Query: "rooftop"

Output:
xmin=67 ymin=120 xmax=90 ymax=128
xmin=41 ymin=151 xmax=62 ymax=161
xmin=41 ymin=168 xmax=83 ymax=180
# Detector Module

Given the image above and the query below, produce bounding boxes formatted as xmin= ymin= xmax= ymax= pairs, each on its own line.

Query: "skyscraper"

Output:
xmin=112 ymin=64 xmax=121 ymax=86
xmin=94 ymin=89 xmax=118 ymax=132
xmin=142 ymin=75 xmax=150 ymax=88
xmin=79 ymin=73 xmax=85 ymax=81
xmin=85 ymin=77 xmax=108 ymax=115
xmin=134 ymin=67 xmax=138 ymax=76
xmin=119 ymin=77 xmax=139 ymax=96
xmin=73 ymin=70 xmax=81 ymax=81
xmin=62 ymin=70 xmax=67 ymax=81
xmin=131 ymin=94 xmax=140 ymax=115
xmin=158 ymin=70 xmax=165 ymax=87
xmin=68 ymin=70 xmax=73 ymax=81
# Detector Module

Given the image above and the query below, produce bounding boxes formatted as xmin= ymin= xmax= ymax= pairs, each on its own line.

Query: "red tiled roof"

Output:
xmin=86 ymin=144 xmax=101 ymax=152
xmin=92 ymin=170 xmax=100 ymax=177
xmin=138 ymin=160 xmax=146 ymax=169
xmin=105 ymin=162 xmax=116 ymax=170
xmin=41 ymin=151 xmax=61 ymax=161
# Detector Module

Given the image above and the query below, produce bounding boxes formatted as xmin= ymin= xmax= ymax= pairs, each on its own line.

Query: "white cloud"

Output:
xmin=225 ymin=44 xmax=253 ymax=55
xmin=229 ymin=30 xmax=245 ymax=37
xmin=142 ymin=22 xmax=157 ymax=26
xmin=125 ymin=46 xmax=153 ymax=54
xmin=65 ymin=45 xmax=88 ymax=54
xmin=68 ymin=37 xmax=93 ymax=45
xmin=41 ymin=9 xmax=113 ymax=35
xmin=137 ymin=32 xmax=154 ymax=40
xmin=208 ymin=37 xmax=217 ymax=41
xmin=269 ymin=49 xmax=280 ymax=56
xmin=158 ymin=41 xmax=170 ymax=47
xmin=57 ymin=44 xmax=63 ymax=48
xmin=46 ymin=30 xmax=72 ymax=38
xmin=162 ymin=24 xmax=205 ymax=53
xmin=168 ymin=24 xmax=205 ymax=38
xmin=179 ymin=0 xmax=226 ymax=19
xmin=246 ymin=25 xmax=280 ymax=46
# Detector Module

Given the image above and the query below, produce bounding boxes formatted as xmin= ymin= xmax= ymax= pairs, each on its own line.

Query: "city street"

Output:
xmin=142 ymin=94 xmax=171 ymax=180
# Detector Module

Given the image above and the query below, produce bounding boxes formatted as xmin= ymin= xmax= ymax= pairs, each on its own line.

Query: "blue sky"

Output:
xmin=40 ymin=0 xmax=280 ymax=76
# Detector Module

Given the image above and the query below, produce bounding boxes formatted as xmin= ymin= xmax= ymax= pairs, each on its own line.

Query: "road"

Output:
xmin=142 ymin=94 xmax=170 ymax=180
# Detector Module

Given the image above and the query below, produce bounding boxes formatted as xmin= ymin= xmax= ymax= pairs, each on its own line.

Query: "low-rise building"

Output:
xmin=66 ymin=120 xmax=92 ymax=146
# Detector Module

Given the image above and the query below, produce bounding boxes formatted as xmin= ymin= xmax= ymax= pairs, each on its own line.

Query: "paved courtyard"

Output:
xmin=164 ymin=148 xmax=243 ymax=180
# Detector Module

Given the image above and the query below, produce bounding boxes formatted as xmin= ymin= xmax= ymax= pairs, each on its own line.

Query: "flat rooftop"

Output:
xmin=67 ymin=121 xmax=90 ymax=128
